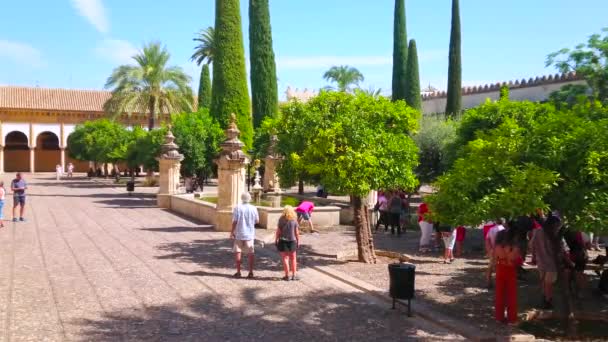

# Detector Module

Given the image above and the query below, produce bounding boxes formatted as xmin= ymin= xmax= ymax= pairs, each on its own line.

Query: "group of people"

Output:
xmin=55 ymin=163 xmax=75 ymax=180
xmin=482 ymin=212 xmax=605 ymax=324
xmin=416 ymin=201 xmax=466 ymax=263
xmin=230 ymin=192 xmax=315 ymax=280
xmin=0 ymin=172 xmax=29 ymax=227
xmin=374 ymin=190 xmax=410 ymax=236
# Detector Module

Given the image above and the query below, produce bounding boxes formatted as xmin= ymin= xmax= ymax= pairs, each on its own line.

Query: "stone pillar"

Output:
xmin=214 ymin=114 xmax=250 ymax=232
xmin=263 ymin=135 xmax=283 ymax=193
xmin=60 ymin=148 xmax=66 ymax=172
xmin=29 ymin=148 xmax=35 ymax=174
xmin=0 ymin=146 xmax=4 ymax=174
xmin=156 ymin=130 xmax=184 ymax=208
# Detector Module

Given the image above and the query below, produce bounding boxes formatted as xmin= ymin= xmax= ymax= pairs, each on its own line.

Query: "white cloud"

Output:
xmin=0 ymin=40 xmax=45 ymax=68
xmin=95 ymin=39 xmax=138 ymax=64
xmin=276 ymin=50 xmax=446 ymax=70
xmin=71 ymin=0 xmax=109 ymax=33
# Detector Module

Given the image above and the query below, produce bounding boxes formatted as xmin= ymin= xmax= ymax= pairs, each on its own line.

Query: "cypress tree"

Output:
xmin=249 ymin=0 xmax=278 ymax=128
xmin=391 ymin=0 xmax=408 ymax=102
xmin=211 ymin=0 xmax=253 ymax=148
xmin=198 ymin=64 xmax=212 ymax=110
xmin=404 ymin=39 xmax=421 ymax=110
xmin=445 ymin=0 xmax=462 ymax=117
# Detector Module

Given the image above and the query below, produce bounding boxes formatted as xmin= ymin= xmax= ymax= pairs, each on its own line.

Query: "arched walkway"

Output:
xmin=5 ymin=131 xmax=30 ymax=172
xmin=35 ymin=131 xmax=60 ymax=172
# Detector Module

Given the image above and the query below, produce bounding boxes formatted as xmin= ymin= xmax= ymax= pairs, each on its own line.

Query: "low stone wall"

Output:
xmin=166 ymin=194 xmax=341 ymax=230
xmin=169 ymin=194 xmax=217 ymax=226
xmin=258 ymin=205 xmax=341 ymax=230
xmin=285 ymin=193 xmax=354 ymax=225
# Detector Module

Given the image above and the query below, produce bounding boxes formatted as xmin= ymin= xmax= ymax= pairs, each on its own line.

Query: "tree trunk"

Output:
xmin=553 ymin=239 xmax=576 ymax=337
xmin=353 ymin=195 xmax=377 ymax=263
xmin=148 ymin=115 xmax=155 ymax=131
xmin=298 ymin=179 xmax=304 ymax=195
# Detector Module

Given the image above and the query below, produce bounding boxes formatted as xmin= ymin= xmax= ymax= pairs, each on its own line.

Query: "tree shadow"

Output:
xmin=94 ymin=198 xmax=157 ymax=208
xmin=73 ymin=287 xmax=459 ymax=341
xmin=141 ymin=226 xmax=215 ymax=233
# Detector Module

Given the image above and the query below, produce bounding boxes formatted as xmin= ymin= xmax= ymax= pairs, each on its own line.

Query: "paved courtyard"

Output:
xmin=0 ymin=174 xmax=463 ymax=342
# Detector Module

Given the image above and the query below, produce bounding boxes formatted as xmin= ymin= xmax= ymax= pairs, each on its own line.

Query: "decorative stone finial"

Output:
xmin=216 ymin=113 xmax=248 ymax=163
xmin=158 ymin=129 xmax=184 ymax=161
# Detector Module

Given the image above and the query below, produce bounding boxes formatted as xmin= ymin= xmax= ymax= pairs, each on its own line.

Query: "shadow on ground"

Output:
xmin=73 ymin=287 xmax=457 ymax=341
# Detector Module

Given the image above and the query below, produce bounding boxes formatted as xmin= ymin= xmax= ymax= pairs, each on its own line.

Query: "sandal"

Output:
xmin=247 ymin=272 xmax=255 ymax=279
xmin=282 ymin=275 xmax=289 ymax=281
xmin=233 ymin=272 xmax=242 ymax=278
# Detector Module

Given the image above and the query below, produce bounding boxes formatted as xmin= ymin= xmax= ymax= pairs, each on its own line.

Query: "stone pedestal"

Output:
xmin=156 ymin=130 xmax=183 ymax=208
xmin=263 ymin=135 xmax=283 ymax=193
xmin=214 ymin=114 xmax=249 ymax=231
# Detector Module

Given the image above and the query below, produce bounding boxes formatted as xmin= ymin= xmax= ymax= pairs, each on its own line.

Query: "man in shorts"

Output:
xmin=11 ymin=173 xmax=27 ymax=222
xmin=231 ymin=192 xmax=259 ymax=279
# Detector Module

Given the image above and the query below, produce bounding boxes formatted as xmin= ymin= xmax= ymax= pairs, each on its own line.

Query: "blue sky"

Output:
xmin=1 ymin=0 xmax=607 ymax=99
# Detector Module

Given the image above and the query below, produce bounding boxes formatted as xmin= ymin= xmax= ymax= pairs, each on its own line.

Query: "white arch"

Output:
xmin=63 ymin=124 xmax=76 ymax=148
xmin=2 ymin=123 xmax=30 ymax=146
xmin=32 ymin=124 xmax=61 ymax=148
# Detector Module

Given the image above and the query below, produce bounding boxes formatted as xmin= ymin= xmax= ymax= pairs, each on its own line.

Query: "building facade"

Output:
xmin=0 ymin=86 xmax=152 ymax=173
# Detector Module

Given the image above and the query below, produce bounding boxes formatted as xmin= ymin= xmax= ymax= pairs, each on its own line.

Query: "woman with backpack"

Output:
xmin=387 ymin=191 xmax=403 ymax=236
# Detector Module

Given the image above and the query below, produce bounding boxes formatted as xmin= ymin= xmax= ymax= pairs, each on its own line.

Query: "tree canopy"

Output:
xmin=104 ymin=42 xmax=194 ymax=130
xmin=323 ymin=65 xmax=364 ymax=93
xmin=272 ymin=91 xmax=420 ymax=262
xmin=547 ymin=28 xmax=608 ymax=103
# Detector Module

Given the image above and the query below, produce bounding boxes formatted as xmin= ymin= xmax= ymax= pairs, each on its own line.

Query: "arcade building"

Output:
xmin=0 ymin=86 xmax=152 ymax=173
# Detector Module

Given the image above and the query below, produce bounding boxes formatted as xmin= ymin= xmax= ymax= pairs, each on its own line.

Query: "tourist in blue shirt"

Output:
xmin=231 ymin=192 xmax=259 ymax=279
xmin=11 ymin=173 xmax=27 ymax=222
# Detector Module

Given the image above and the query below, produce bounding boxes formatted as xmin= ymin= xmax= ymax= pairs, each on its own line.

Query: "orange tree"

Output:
xmin=273 ymin=91 xmax=420 ymax=263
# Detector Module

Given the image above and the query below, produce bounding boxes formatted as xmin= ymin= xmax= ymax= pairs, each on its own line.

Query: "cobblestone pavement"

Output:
xmin=0 ymin=174 xmax=463 ymax=342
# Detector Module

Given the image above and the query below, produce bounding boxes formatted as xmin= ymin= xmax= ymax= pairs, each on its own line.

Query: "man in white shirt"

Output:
xmin=485 ymin=218 xmax=505 ymax=288
xmin=231 ymin=192 xmax=259 ymax=279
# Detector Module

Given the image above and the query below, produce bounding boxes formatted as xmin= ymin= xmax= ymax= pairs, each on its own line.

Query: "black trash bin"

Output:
xmin=126 ymin=180 xmax=135 ymax=196
xmin=388 ymin=262 xmax=415 ymax=316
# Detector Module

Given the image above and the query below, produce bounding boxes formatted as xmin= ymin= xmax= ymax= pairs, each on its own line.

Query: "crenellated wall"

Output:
xmin=421 ymin=72 xmax=585 ymax=115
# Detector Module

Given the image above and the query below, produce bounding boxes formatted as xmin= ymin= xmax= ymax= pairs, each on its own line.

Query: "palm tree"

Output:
xmin=323 ymin=65 xmax=364 ymax=92
xmin=104 ymin=42 xmax=194 ymax=130
xmin=191 ymin=27 xmax=215 ymax=65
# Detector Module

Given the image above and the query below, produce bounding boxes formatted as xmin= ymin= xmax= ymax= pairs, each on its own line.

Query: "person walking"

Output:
xmin=296 ymin=200 xmax=315 ymax=232
xmin=67 ymin=162 xmax=74 ymax=178
xmin=374 ymin=191 xmax=389 ymax=232
xmin=11 ymin=173 xmax=27 ymax=222
xmin=485 ymin=219 xmax=506 ymax=288
xmin=532 ymin=215 xmax=562 ymax=309
xmin=494 ymin=229 xmax=521 ymax=324
xmin=0 ymin=181 xmax=5 ymax=228
xmin=417 ymin=201 xmax=433 ymax=252
xmin=387 ymin=192 xmax=402 ymax=236
xmin=275 ymin=205 xmax=300 ymax=281
xmin=437 ymin=223 xmax=455 ymax=263
xmin=230 ymin=192 xmax=259 ymax=279
xmin=55 ymin=164 xmax=63 ymax=180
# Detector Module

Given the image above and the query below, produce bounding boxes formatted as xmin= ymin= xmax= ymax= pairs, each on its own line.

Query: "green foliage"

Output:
xmin=198 ymin=64 xmax=212 ymax=110
xmin=548 ymin=84 xmax=590 ymax=109
xmin=429 ymin=99 xmax=608 ymax=233
xmin=274 ymin=91 xmax=420 ymax=197
xmin=391 ymin=0 xmax=408 ymax=102
xmin=171 ymin=109 xmax=223 ymax=178
xmin=211 ymin=0 xmax=253 ymax=148
xmin=323 ymin=65 xmax=364 ymax=93
xmin=191 ymin=27 xmax=215 ymax=65
xmin=499 ymin=85 xmax=509 ymax=100
xmin=249 ymin=0 xmax=279 ymax=128
xmin=445 ymin=0 xmax=462 ymax=117
xmin=404 ymin=39 xmax=421 ymax=110
xmin=546 ymin=28 xmax=608 ymax=102
xmin=104 ymin=42 xmax=194 ymax=130
xmin=412 ymin=115 xmax=457 ymax=183
xmin=126 ymin=127 xmax=167 ymax=171
xmin=67 ymin=119 xmax=132 ymax=164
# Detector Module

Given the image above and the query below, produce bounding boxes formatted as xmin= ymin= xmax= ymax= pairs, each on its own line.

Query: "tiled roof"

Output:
xmin=0 ymin=86 xmax=113 ymax=112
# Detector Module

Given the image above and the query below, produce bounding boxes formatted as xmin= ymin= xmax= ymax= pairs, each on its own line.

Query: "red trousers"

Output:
xmin=495 ymin=264 xmax=517 ymax=323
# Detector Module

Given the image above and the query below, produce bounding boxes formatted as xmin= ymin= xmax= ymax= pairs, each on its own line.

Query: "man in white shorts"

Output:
xmin=231 ymin=192 xmax=259 ymax=279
